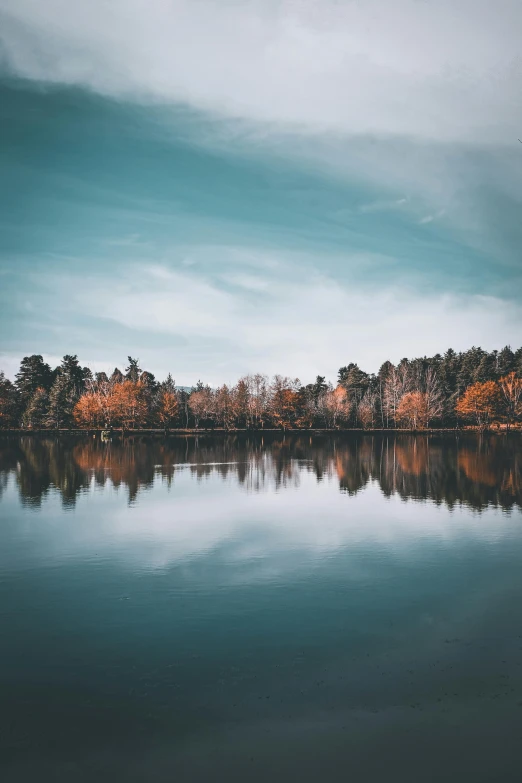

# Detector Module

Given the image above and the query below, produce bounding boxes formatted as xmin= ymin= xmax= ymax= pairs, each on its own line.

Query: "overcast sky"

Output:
xmin=1 ymin=0 xmax=521 ymax=384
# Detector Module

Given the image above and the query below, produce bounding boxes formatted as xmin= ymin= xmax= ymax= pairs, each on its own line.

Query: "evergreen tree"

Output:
xmin=46 ymin=356 xmax=86 ymax=428
xmin=338 ymin=363 xmax=369 ymax=420
xmin=125 ymin=357 xmax=141 ymax=383
xmin=473 ymin=352 xmax=497 ymax=383
xmin=514 ymin=348 xmax=522 ymax=376
xmin=161 ymin=373 xmax=176 ymax=394
xmin=56 ymin=355 xmax=88 ymax=395
xmin=110 ymin=367 xmax=124 ymax=385
xmin=312 ymin=375 xmax=328 ymax=401
xmin=498 ymin=346 xmax=515 ymax=376
xmin=47 ymin=373 xmax=75 ymax=428
xmin=457 ymin=347 xmax=486 ymax=392
xmin=0 ymin=372 xmax=20 ymax=428
xmin=15 ymin=355 xmax=53 ymax=409
xmin=23 ymin=388 xmax=49 ymax=428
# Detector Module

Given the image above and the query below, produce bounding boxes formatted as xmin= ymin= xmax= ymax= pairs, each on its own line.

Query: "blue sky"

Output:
xmin=1 ymin=0 xmax=521 ymax=384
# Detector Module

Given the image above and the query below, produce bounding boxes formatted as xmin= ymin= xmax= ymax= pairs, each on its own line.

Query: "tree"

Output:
xmin=271 ymin=388 xmax=300 ymax=430
xmin=0 ymin=372 xmax=20 ymax=428
xmin=108 ymin=380 xmax=148 ymax=430
xmin=215 ymin=385 xmax=238 ymax=431
xmin=455 ymin=381 xmax=501 ymax=429
xmin=396 ymin=391 xmax=428 ymax=429
xmin=125 ymin=357 xmax=141 ymax=383
xmin=83 ymin=374 xmax=113 ymax=426
xmin=46 ymin=355 xmax=88 ymax=428
xmin=138 ymin=371 xmax=158 ymax=424
xmin=57 ymin=355 xmax=89 ymax=396
xmin=383 ymin=364 xmax=411 ymax=427
xmin=269 ymin=376 xmax=301 ymax=430
xmin=338 ymin=363 xmax=369 ymax=416
xmin=188 ymin=387 xmax=214 ymax=429
xmin=47 ymin=373 xmax=76 ymax=428
xmin=234 ymin=379 xmax=250 ymax=428
xmin=162 ymin=373 xmax=176 ymax=394
xmin=321 ymin=385 xmax=351 ymax=428
xmin=358 ymin=389 xmax=377 ymax=429
xmin=473 ymin=352 xmax=497 ymax=383
xmin=423 ymin=366 xmax=444 ymax=425
xmin=498 ymin=372 xmax=522 ymax=428
xmin=244 ymin=374 xmax=269 ymax=428
xmin=23 ymin=388 xmax=49 ymax=428
xmin=497 ymin=346 xmax=516 ymax=377
xmin=15 ymin=355 xmax=53 ymax=410
xmin=178 ymin=389 xmax=190 ymax=429
xmin=73 ymin=393 xmax=104 ymax=428
xmin=110 ymin=367 xmax=124 ymax=385
xmin=156 ymin=390 xmax=179 ymax=432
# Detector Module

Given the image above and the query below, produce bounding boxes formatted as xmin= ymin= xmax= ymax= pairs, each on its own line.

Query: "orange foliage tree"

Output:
xmin=108 ymin=380 xmax=148 ymax=430
xmin=323 ymin=385 xmax=352 ymax=428
xmin=156 ymin=390 xmax=179 ymax=431
xmin=269 ymin=376 xmax=301 ymax=430
xmin=271 ymin=389 xmax=300 ymax=429
xmin=455 ymin=381 xmax=501 ymax=428
xmin=396 ymin=391 xmax=428 ymax=429
xmin=73 ymin=392 xmax=105 ymax=428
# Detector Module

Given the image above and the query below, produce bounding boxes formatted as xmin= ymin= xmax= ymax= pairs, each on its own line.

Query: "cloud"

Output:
xmin=1 ymin=0 xmax=521 ymax=145
xmin=31 ymin=255 xmax=522 ymax=384
xmin=419 ymin=209 xmax=446 ymax=225
xmin=1 ymin=1 xmax=521 ymax=381
xmin=358 ymin=198 xmax=409 ymax=214
xmin=1 ymin=2 xmax=521 ymax=271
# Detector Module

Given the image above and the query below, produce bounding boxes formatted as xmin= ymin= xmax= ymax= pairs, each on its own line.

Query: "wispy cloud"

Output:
xmin=358 ymin=198 xmax=409 ymax=214
xmin=36 ymin=256 xmax=522 ymax=383
xmin=1 ymin=0 xmax=521 ymax=144
xmin=419 ymin=209 xmax=446 ymax=225
xmin=1 ymin=1 xmax=521 ymax=380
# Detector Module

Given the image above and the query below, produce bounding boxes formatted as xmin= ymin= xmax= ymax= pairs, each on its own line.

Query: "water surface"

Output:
xmin=1 ymin=433 xmax=522 ymax=782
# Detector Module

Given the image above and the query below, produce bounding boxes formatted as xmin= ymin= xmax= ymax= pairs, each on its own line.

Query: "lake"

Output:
xmin=1 ymin=432 xmax=522 ymax=782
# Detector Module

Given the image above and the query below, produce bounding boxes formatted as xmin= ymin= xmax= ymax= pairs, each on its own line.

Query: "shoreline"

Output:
xmin=1 ymin=426 xmax=520 ymax=436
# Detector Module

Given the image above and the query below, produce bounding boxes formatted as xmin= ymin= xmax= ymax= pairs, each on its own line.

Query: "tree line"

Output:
xmin=0 ymin=346 xmax=521 ymax=431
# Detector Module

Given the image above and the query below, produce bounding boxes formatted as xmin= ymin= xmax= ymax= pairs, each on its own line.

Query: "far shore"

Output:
xmin=1 ymin=426 xmax=520 ymax=436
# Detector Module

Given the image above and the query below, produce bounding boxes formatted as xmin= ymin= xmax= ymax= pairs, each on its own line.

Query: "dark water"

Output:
xmin=1 ymin=432 xmax=522 ymax=782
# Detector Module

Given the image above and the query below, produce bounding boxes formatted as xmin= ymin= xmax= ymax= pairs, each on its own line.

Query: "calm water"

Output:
xmin=1 ymin=433 xmax=522 ymax=782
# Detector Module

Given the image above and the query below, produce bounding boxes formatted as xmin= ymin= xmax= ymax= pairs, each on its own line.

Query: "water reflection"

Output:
xmin=1 ymin=432 xmax=520 ymax=511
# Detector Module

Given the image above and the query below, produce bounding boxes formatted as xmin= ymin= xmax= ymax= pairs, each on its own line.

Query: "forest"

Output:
xmin=1 ymin=346 xmax=522 ymax=431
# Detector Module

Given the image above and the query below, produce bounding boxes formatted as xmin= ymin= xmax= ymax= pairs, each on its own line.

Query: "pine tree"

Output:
xmin=498 ymin=346 xmax=515 ymax=376
xmin=46 ymin=355 xmax=86 ymax=428
xmin=15 ymin=355 xmax=53 ymax=410
xmin=161 ymin=373 xmax=176 ymax=394
xmin=125 ymin=357 xmax=141 ymax=383
xmin=110 ymin=367 xmax=124 ymax=385
xmin=0 ymin=372 xmax=20 ymax=428
xmin=23 ymin=388 xmax=49 ymax=428
xmin=58 ymin=355 xmax=88 ymax=396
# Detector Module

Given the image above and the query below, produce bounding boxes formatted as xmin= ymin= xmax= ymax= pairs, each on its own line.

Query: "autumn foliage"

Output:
xmin=455 ymin=381 xmax=502 ymax=429
xmin=396 ymin=391 xmax=428 ymax=429
xmin=2 ymin=348 xmax=522 ymax=430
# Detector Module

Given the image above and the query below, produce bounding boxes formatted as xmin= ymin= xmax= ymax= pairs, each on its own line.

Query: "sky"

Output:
xmin=1 ymin=0 xmax=521 ymax=385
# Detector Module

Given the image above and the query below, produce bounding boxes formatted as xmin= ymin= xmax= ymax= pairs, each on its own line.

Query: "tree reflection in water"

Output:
xmin=0 ymin=433 xmax=520 ymax=511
